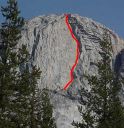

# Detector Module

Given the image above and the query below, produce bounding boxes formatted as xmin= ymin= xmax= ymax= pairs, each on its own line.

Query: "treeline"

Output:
xmin=0 ymin=0 xmax=56 ymax=128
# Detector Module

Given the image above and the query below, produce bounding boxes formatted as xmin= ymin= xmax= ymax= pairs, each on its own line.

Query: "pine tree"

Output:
xmin=28 ymin=66 xmax=42 ymax=128
xmin=72 ymin=32 xmax=124 ymax=128
xmin=27 ymin=86 xmax=57 ymax=128
xmin=0 ymin=0 xmax=41 ymax=127
xmin=0 ymin=0 xmax=26 ymax=127
xmin=40 ymin=88 xmax=57 ymax=128
xmin=0 ymin=1 xmax=57 ymax=128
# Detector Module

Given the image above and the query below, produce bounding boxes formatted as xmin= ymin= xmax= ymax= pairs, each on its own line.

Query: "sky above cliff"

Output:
xmin=0 ymin=0 xmax=124 ymax=38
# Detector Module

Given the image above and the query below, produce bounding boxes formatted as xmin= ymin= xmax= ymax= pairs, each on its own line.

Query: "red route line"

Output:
xmin=63 ymin=14 xmax=80 ymax=90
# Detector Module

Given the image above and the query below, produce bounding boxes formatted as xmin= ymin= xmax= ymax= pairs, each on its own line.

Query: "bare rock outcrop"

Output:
xmin=9 ymin=14 xmax=124 ymax=127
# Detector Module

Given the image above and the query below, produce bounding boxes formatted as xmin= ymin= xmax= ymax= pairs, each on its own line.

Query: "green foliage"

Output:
xmin=72 ymin=32 xmax=124 ymax=128
xmin=27 ymin=86 xmax=56 ymax=128
xmin=0 ymin=1 xmax=56 ymax=128
xmin=0 ymin=0 xmax=34 ymax=127
xmin=0 ymin=0 xmax=26 ymax=125
xmin=40 ymin=88 xmax=57 ymax=128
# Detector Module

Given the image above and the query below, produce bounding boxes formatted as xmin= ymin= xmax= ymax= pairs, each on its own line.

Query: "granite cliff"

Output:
xmin=18 ymin=14 xmax=124 ymax=128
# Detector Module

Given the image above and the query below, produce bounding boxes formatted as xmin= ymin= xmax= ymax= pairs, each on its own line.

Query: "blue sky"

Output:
xmin=0 ymin=0 xmax=124 ymax=38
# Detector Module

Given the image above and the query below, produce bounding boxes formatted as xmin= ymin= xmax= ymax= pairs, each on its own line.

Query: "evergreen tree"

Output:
xmin=0 ymin=0 xmax=26 ymax=127
xmin=40 ymin=88 xmax=57 ymax=128
xmin=0 ymin=1 xmax=56 ymax=128
xmin=27 ymin=66 xmax=42 ymax=128
xmin=0 ymin=0 xmax=40 ymax=127
xmin=27 ymin=84 xmax=56 ymax=128
xmin=72 ymin=32 xmax=124 ymax=128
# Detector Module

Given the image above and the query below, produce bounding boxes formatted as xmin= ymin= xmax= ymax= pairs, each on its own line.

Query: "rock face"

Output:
xmin=19 ymin=14 xmax=124 ymax=128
